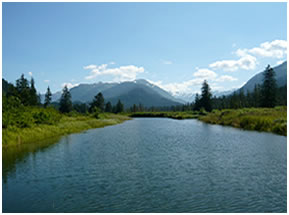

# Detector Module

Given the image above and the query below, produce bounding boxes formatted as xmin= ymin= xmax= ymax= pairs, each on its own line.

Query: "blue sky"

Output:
xmin=3 ymin=2 xmax=287 ymax=96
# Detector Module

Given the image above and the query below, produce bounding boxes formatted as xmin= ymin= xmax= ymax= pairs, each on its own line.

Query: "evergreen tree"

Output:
xmin=89 ymin=92 xmax=105 ymax=112
xmin=115 ymin=100 xmax=124 ymax=113
xmin=193 ymin=93 xmax=201 ymax=111
xmin=44 ymin=86 xmax=52 ymax=107
xmin=59 ymin=85 xmax=72 ymax=113
xmin=132 ymin=104 xmax=138 ymax=112
xmin=16 ymin=74 xmax=30 ymax=106
xmin=105 ymin=101 xmax=112 ymax=112
xmin=29 ymin=78 xmax=39 ymax=106
xmin=253 ymin=84 xmax=261 ymax=107
xmin=260 ymin=65 xmax=277 ymax=108
xmin=200 ymin=80 xmax=212 ymax=112
xmin=73 ymin=103 xmax=88 ymax=114
xmin=37 ymin=93 xmax=42 ymax=105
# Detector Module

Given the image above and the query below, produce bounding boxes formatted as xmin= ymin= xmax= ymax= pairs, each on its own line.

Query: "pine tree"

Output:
xmin=16 ymin=74 xmax=30 ymax=106
xmin=44 ymin=86 xmax=52 ymax=107
xmin=193 ymin=93 xmax=201 ymax=111
xmin=105 ymin=101 xmax=112 ymax=112
xmin=115 ymin=100 xmax=124 ymax=113
xmin=59 ymin=85 xmax=72 ymax=113
xmin=89 ymin=92 xmax=105 ymax=112
xmin=29 ymin=78 xmax=38 ymax=106
xmin=260 ymin=65 xmax=277 ymax=108
xmin=200 ymin=80 xmax=212 ymax=112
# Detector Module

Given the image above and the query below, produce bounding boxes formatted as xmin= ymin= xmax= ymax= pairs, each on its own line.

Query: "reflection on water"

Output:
xmin=3 ymin=136 xmax=61 ymax=183
xmin=2 ymin=118 xmax=287 ymax=212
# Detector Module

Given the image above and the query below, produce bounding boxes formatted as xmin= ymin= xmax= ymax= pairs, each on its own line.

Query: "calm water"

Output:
xmin=2 ymin=118 xmax=287 ymax=212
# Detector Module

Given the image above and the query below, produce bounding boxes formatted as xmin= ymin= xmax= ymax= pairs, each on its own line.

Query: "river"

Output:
xmin=2 ymin=118 xmax=287 ymax=212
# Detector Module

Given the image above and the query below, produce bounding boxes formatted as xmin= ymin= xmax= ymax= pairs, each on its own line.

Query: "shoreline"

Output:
xmin=2 ymin=107 xmax=286 ymax=148
xmin=2 ymin=114 xmax=131 ymax=148
xmin=129 ymin=107 xmax=287 ymax=136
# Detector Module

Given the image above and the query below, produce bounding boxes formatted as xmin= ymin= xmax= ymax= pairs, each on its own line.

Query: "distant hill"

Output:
xmin=49 ymin=79 xmax=183 ymax=108
xmin=239 ymin=61 xmax=287 ymax=93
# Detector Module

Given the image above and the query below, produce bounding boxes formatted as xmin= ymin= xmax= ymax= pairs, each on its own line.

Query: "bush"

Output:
xmin=3 ymin=106 xmax=62 ymax=129
xmin=91 ymin=107 xmax=102 ymax=119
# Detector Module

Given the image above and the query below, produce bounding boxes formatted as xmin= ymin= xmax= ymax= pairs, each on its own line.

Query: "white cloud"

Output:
xmin=61 ymin=82 xmax=79 ymax=89
xmin=209 ymin=54 xmax=257 ymax=72
xmin=44 ymin=80 xmax=50 ymax=83
xmin=28 ymin=72 xmax=33 ymax=76
xmin=193 ymin=68 xmax=217 ymax=80
xmin=147 ymin=77 xmax=206 ymax=96
xmin=236 ymin=40 xmax=287 ymax=59
xmin=215 ymin=75 xmax=238 ymax=82
xmin=84 ymin=64 xmax=144 ymax=81
xmin=161 ymin=60 xmax=173 ymax=65
xmin=83 ymin=64 xmax=97 ymax=70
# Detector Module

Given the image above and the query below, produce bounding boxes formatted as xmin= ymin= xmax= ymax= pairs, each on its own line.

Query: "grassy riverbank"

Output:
xmin=129 ymin=111 xmax=200 ymax=119
xmin=199 ymin=106 xmax=287 ymax=136
xmin=2 ymin=113 xmax=130 ymax=147
xmin=129 ymin=106 xmax=287 ymax=136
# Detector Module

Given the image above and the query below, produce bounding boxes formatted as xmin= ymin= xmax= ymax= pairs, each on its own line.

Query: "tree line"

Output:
xmin=191 ymin=65 xmax=286 ymax=112
xmin=3 ymin=76 xmax=125 ymax=115
xmin=3 ymin=64 xmax=286 ymax=118
xmin=127 ymin=65 xmax=286 ymax=112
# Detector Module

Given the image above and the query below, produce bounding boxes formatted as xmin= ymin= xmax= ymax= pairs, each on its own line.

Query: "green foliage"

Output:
xmin=89 ymin=92 xmax=105 ymax=112
xmin=91 ymin=107 xmax=102 ymax=119
xmin=59 ymin=85 xmax=72 ymax=113
xmin=129 ymin=111 xmax=199 ymax=119
xmin=44 ymin=86 xmax=52 ymax=107
xmin=199 ymin=107 xmax=287 ymax=136
xmin=105 ymin=102 xmax=112 ymax=112
xmin=261 ymin=65 xmax=277 ymax=107
xmin=16 ymin=74 xmax=31 ymax=106
xmin=29 ymin=78 xmax=39 ymax=106
xmin=2 ymin=99 xmax=62 ymax=129
xmin=200 ymin=80 xmax=212 ymax=112
xmin=193 ymin=93 xmax=201 ymax=111
xmin=3 ymin=113 xmax=130 ymax=146
xmin=115 ymin=99 xmax=124 ymax=113
xmin=73 ymin=102 xmax=88 ymax=114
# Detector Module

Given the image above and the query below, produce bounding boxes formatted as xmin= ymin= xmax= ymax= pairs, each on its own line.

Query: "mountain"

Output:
xmin=49 ymin=79 xmax=183 ymax=108
xmin=239 ymin=61 xmax=287 ymax=93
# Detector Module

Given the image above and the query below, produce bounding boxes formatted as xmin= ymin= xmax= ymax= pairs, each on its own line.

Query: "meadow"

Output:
xmin=129 ymin=106 xmax=287 ymax=136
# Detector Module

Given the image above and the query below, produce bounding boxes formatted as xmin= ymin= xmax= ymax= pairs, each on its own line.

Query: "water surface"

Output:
xmin=3 ymin=118 xmax=287 ymax=212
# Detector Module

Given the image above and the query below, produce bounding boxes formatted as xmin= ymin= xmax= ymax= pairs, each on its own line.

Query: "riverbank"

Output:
xmin=199 ymin=107 xmax=287 ymax=136
xmin=2 ymin=113 xmax=131 ymax=147
xmin=129 ymin=111 xmax=200 ymax=119
xmin=129 ymin=106 xmax=287 ymax=136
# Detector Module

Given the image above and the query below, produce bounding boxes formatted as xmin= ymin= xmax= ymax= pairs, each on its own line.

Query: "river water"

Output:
xmin=2 ymin=118 xmax=287 ymax=212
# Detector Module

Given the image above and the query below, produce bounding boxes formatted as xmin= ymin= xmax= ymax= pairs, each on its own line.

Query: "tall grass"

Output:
xmin=129 ymin=111 xmax=199 ymax=119
xmin=199 ymin=106 xmax=287 ymax=136
xmin=2 ymin=113 xmax=130 ymax=147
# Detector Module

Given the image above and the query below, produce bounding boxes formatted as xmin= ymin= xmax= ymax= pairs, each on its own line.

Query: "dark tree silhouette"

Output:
xmin=89 ymin=92 xmax=105 ymax=112
xmin=59 ymin=85 xmax=72 ymax=113
xmin=193 ymin=93 xmax=201 ymax=111
xmin=200 ymin=80 xmax=212 ymax=112
xmin=260 ymin=65 xmax=277 ymax=108
xmin=115 ymin=99 xmax=124 ymax=113
xmin=16 ymin=74 xmax=30 ymax=106
xmin=105 ymin=101 xmax=112 ymax=112
xmin=44 ymin=86 xmax=52 ymax=107
xmin=29 ymin=78 xmax=39 ymax=106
